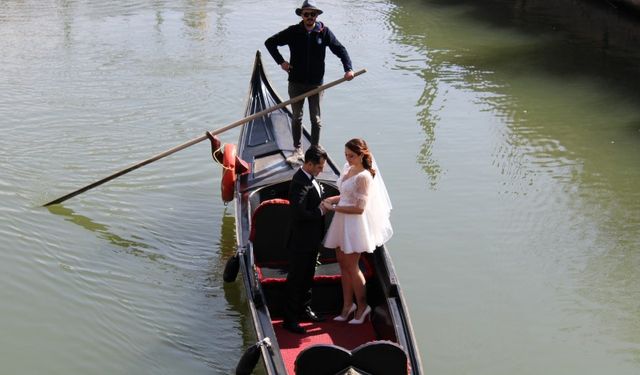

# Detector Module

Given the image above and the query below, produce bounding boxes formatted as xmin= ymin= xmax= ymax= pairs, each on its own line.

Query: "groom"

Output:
xmin=283 ymin=145 xmax=328 ymax=334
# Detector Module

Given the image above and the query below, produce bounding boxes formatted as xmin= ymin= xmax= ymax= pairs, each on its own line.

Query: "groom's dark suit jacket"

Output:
xmin=288 ymin=168 xmax=324 ymax=253
xmin=284 ymin=168 xmax=325 ymax=322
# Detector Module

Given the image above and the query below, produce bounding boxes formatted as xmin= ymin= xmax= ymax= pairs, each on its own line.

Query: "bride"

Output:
xmin=322 ymin=138 xmax=393 ymax=324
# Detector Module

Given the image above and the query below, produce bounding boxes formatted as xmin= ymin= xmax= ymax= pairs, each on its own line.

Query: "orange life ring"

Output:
xmin=221 ymin=143 xmax=237 ymax=203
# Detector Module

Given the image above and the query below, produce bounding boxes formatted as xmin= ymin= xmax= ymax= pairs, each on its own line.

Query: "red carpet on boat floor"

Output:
xmin=273 ymin=319 xmax=377 ymax=375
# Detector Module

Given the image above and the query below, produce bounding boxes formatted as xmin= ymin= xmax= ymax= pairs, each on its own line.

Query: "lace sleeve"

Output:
xmin=353 ymin=173 xmax=372 ymax=210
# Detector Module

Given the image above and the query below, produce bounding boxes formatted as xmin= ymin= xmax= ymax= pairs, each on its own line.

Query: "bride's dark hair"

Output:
xmin=345 ymin=138 xmax=376 ymax=178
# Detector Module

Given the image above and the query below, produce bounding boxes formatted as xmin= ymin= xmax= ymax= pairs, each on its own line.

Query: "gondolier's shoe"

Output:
xmin=283 ymin=321 xmax=306 ymax=334
xmin=302 ymin=307 xmax=325 ymax=322
xmin=286 ymin=147 xmax=304 ymax=165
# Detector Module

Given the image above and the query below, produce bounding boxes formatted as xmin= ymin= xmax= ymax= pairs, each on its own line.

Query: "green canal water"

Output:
xmin=1 ymin=0 xmax=639 ymax=374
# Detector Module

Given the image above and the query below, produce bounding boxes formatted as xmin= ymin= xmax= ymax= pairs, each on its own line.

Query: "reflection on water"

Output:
xmin=182 ymin=0 xmax=210 ymax=40
xmin=389 ymin=7 xmax=442 ymax=188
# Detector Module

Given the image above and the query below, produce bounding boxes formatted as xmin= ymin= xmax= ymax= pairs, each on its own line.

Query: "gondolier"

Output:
xmin=265 ymin=0 xmax=354 ymax=164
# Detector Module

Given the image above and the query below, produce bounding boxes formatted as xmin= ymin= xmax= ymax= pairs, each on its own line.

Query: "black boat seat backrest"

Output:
xmin=249 ymin=198 xmax=290 ymax=265
xmin=294 ymin=341 xmax=408 ymax=375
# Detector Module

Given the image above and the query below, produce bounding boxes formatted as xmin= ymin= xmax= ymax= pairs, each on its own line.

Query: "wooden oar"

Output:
xmin=43 ymin=69 xmax=367 ymax=207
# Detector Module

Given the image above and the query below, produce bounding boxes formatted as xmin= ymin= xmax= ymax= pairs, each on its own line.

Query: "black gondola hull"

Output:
xmin=228 ymin=51 xmax=423 ymax=375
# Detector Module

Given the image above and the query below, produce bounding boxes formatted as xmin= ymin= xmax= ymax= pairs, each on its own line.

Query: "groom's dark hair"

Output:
xmin=304 ymin=145 xmax=328 ymax=164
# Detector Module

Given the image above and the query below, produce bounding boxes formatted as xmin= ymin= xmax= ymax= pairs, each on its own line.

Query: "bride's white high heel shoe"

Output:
xmin=333 ymin=303 xmax=357 ymax=322
xmin=348 ymin=305 xmax=372 ymax=325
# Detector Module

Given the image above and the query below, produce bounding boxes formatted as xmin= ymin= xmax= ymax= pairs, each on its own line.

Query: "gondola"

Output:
xmin=219 ymin=51 xmax=423 ymax=375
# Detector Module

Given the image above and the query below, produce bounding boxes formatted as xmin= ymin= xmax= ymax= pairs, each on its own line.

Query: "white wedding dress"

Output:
xmin=323 ymin=162 xmax=393 ymax=254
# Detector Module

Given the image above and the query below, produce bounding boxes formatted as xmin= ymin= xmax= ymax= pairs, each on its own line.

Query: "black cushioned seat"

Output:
xmin=250 ymin=198 xmax=373 ymax=285
xmin=249 ymin=198 xmax=291 ymax=265
xmin=294 ymin=341 xmax=408 ymax=375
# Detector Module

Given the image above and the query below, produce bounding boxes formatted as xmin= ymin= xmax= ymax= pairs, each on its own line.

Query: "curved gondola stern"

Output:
xmin=237 ymin=51 xmax=300 ymax=189
xmin=237 ymin=51 xmax=265 ymax=155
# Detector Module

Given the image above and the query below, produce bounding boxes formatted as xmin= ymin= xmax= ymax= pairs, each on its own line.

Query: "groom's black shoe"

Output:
xmin=302 ymin=307 xmax=325 ymax=322
xmin=283 ymin=321 xmax=306 ymax=334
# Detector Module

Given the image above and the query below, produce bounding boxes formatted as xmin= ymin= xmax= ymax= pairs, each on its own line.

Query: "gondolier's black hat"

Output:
xmin=295 ymin=0 xmax=323 ymax=16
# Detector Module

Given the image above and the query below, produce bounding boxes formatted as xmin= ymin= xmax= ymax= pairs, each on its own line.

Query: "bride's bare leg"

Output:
xmin=344 ymin=252 xmax=367 ymax=316
xmin=336 ymin=248 xmax=354 ymax=316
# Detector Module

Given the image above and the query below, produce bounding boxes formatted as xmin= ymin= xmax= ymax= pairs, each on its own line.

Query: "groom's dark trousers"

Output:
xmin=284 ymin=168 xmax=324 ymax=324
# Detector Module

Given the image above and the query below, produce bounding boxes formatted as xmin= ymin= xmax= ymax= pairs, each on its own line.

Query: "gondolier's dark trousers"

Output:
xmin=284 ymin=249 xmax=319 ymax=322
xmin=289 ymin=82 xmax=322 ymax=149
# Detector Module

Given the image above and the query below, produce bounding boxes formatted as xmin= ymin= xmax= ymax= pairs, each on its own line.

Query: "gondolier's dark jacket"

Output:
xmin=265 ymin=21 xmax=352 ymax=86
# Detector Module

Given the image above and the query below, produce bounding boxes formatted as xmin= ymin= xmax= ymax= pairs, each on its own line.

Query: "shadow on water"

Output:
xmin=390 ymin=0 xmax=640 ymax=192
xmin=46 ymin=204 xmax=163 ymax=261
xmin=411 ymin=0 xmax=640 ymax=93
xmin=213 ymin=207 xmax=266 ymax=374
xmin=58 ymin=0 xmax=74 ymax=46
xmin=390 ymin=0 xmax=640 ymax=362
